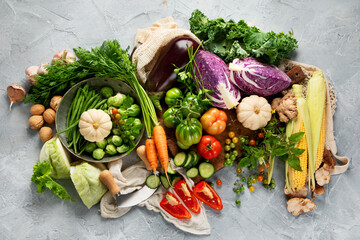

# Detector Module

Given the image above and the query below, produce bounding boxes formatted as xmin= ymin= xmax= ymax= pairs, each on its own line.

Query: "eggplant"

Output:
xmin=145 ymin=36 xmax=200 ymax=93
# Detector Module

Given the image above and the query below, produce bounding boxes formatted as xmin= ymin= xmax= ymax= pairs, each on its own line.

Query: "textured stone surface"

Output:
xmin=0 ymin=0 xmax=359 ymax=239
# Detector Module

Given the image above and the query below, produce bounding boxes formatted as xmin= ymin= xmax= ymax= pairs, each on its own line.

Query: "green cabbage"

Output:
xmin=70 ymin=162 xmax=108 ymax=209
xmin=39 ymin=137 xmax=71 ymax=179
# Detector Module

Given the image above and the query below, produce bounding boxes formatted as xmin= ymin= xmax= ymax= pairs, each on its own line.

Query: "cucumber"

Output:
xmin=171 ymin=176 xmax=182 ymax=186
xmin=183 ymin=153 xmax=193 ymax=168
xmin=186 ymin=167 xmax=199 ymax=178
xmin=146 ymin=174 xmax=160 ymax=189
xmin=160 ymin=175 xmax=170 ymax=189
xmin=198 ymin=162 xmax=215 ymax=179
xmin=189 ymin=151 xmax=199 ymax=166
xmin=174 ymin=152 xmax=187 ymax=167
xmin=167 ymin=164 xmax=177 ymax=174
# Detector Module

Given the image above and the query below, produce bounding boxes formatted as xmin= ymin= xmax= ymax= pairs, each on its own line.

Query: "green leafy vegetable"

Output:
xmin=189 ymin=9 xmax=298 ymax=65
xmin=31 ymin=162 xmax=74 ymax=201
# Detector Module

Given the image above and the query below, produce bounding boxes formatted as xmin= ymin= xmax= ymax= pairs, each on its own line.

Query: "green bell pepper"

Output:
xmin=175 ymin=118 xmax=202 ymax=149
xmin=163 ymin=107 xmax=182 ymax=128
xmin=165 ymin=88 xmax=183 ymax=107
xmin=180 ymin=93 xmax=206 ymax=118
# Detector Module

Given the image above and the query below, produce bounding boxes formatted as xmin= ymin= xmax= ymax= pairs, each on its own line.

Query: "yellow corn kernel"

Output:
xmin=315 ymin=107 xmax=326 ymax=170
xmin=293 ymin=121 xmax=308 ymax=190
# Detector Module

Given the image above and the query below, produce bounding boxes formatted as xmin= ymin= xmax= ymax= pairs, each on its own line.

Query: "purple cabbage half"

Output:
xmin=194 ymin=50 xmax=241 ymax=109
xmin=229 ymin=57 xmax=291 ymax=96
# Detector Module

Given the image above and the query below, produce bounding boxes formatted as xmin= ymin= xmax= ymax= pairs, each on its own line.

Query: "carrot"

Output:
xmin=153 ymin=125 xmax=171 ymax=185
xmin=145 ymin=138 xmax=158 ymax=174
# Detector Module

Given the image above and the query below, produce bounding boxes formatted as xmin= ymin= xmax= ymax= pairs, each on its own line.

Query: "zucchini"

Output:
xmin=167 ymin=164 xmax=177 ymax=174
xmin=146 ymin=174 xmax=160 ymax=189
xmin=174 ymin=152 xmax=187 ymax=167
xmin=171 ymin=176 xmax=182 ymax=186
xmin=186 ymin=167 xmax=199 ymax=178
xmin=198 ymin=162 xmax=215 ymax=179
xmin=183 ymin=153 xmax=193 ymax=168
xmin=189 ymin=151 xmax=199 ymax=166
xmin=160 ymin=175 xmax=170 ymax=189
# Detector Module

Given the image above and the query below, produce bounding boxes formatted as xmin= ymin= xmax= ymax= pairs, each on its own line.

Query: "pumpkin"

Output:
xmin=79 ymin=109 xmax=112 ymax=142
xmin=236 ymin=95 xmax=272 ymax=130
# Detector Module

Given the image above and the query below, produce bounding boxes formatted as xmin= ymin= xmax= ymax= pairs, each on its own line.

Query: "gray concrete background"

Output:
xmin=0 ymin=0 xmax=359 ymax=239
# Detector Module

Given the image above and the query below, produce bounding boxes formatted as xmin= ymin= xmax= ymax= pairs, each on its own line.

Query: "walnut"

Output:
xmin=30 ymin=104 xmax=45 ymax=115
xmin=50 ymin=96 xmax=62 ymax=111
xmin=28 ymin=115 xmax=44 ymax=129
xmin=287 ymin=198 xmax=316 ymax=216
xmin=43 ymin=108 xmax=56 ymax=124
xmin=271 ymin=91 xmax=298 ymax=123
xmin=315 ymin=166 xmax=331 ymax=186
xmin=39 ymin=127 xmax=53 ymax=142
xmin=284 ymin=186 xmax=308 ymax=198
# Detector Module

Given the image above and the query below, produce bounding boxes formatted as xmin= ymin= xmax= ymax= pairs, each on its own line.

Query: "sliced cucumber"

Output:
xmin=189 ymin=151 xmax=199 ymax=166
xmin=174 ymin=152 xmax=187 ymax=167
xmin=171 ymin=176 xmax=182 ymax=186
xmin=183 ymin=153 xmax=193 ymax=168
xmin=198 ymin=162 xmax=215 ymax=179
xmin=146 ymin=174 xmax=160 ymax=189
xmin=186 ymin=167 xmax=199 ymax=178
xmin=160 ymin=175 xmax=170 ymax=189
xmin=167 ymin=164 xmax=177 ymax=174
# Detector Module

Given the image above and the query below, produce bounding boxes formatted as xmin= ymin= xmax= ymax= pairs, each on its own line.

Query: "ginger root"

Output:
xmin=315 ymin=166 xmax=331 ymax=186
xmin=287 ymin=198 xmax=316 ymax=216
xmin=271 ymin=91 xmax=298 ymax=123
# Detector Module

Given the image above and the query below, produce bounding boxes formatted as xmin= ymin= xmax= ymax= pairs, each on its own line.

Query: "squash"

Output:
xmin=79 ymin=109 xmax=112 ymax=142
xmin=236 ymin=95 xmax=272 ymax=130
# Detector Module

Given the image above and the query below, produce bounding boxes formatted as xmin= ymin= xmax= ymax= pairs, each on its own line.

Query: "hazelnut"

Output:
xmin=29 ymin=115 xmax=44 ymax=129
xmin=30 ymin=104 xmax=45 ymax=115
xmin=43 ymin=108 xmax=56 ymax=124
xmin=50 ymin=96 xmax=62 ymax=111
xmin=39 ymin=127 xmax=53 ymax=142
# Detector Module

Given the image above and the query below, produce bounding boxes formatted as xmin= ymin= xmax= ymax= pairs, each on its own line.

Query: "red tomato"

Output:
xmin=112 ymin=108 xmax=118 ymax=114
xmin=174 ymin=180 xmax=200 ymax=213
xmin=160 ymin=192 xmax=191 ymax=219
xmin=249 ymin=139 xmax=256 ymax=146
xmin=258 ymin=132 xmax=264 ymax=139
xmin=216 ymin=179 xmax=222 ymax=185
xmin=197 ymin=135 xmax=221 ymax=159
xmin=193 ymin=181 xmax=223 ymax=211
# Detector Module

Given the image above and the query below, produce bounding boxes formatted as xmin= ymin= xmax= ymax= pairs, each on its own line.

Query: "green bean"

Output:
xmin=93 ymin=99 xmax=107 ymax=109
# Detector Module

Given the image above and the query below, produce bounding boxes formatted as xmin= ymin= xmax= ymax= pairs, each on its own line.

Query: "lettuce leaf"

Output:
xmin=189 ymin=9 xmax=298 ymax=65
xmin=31 ymin=162 xmax=75 ymax=201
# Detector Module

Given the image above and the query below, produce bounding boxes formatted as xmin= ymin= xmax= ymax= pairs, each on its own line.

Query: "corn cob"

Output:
xmin=306 ymin=71 xmax=326 ymax=189
xmin=315 ymin=107 xmax=326 ymax=170
xmin=285 ymin=84 xmax=312 ymax=192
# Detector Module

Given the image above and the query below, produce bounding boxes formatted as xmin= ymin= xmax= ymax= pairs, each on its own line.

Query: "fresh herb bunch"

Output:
xmin=25 ymin=40 xmax=158 ymax=137
xmin=238 ymin=115 xmax=305 ymax=182
xmin=189 ymin=9 xmax=298 ymax=65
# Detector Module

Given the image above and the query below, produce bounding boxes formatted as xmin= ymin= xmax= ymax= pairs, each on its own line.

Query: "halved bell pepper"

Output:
xmin=160 ymin=192 xmax=191 ymax=219
xmin=200 ymin=108 xmax=228 ymax=135
xmin=174 ymin=179 xmax=200 ymax=213
xmin=193 ymin=181 xmax=223 ymax=211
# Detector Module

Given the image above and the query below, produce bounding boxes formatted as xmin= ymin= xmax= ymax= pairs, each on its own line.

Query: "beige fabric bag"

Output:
xmin=131 ymin=17 xmax=201 ymax=85
xmin=280 ymin=59 xmax=350 ymax=175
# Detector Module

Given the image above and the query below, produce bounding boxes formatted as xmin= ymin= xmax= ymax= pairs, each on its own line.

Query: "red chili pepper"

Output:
xmin=160 ymin=192 xmax=191 ymax=219
xmin=174 ymin=180 xmax=200 ymax=213
xmin=193 ymin=181 xmax=223 ymax=211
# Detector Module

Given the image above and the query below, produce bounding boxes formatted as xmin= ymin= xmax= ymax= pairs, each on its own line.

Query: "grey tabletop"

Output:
xmin=0 ymin=0 xmax=359 ymax=239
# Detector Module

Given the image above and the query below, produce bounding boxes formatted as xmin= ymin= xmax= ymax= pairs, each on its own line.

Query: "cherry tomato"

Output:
xmin=225 ymin=138 xmax=231 ymax=145
xmin=112 ymin=108 xmax=118 ymax=114
xmin=115 ymin=113 xmax=121 ymax=119
xmin=257 ymin=175 xmax=264 ymax=182
xmin=232 ymin=137 xmax=239 ymax=144
xmin=228 ymin=131 xmax=235 ymax=138
xmin=197 ymin=135 xmax=222 ymax=159
xmin=252 ymin=178 xmax=257 ymax=184
xmin=258 ymin=132 xmax=264 ymax=139
xmin=249 ymin=139 xmax=256 ymax=146
xmin=236 ymin=168 xmax=242 ymax=174
xmin=249 ymin=186 xmax=255 ymax=192
xmin=258 ymin=166 xmax=265 ymax=172
xmin=216 ymin=179 xmax=222 ymax=186
xmin=265 ymin=162 xmax=270 ymax=168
